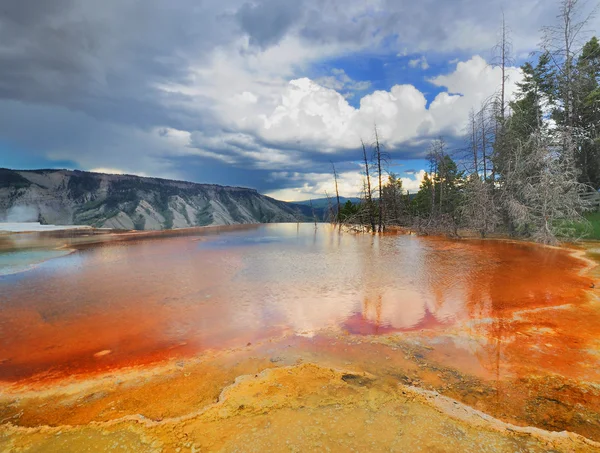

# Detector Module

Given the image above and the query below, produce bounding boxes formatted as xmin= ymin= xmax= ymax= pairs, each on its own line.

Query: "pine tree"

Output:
xmin=574 ymin=36 xmax=600 ymax=187
xmin=413 ymin=173 xmax=434 ymax=217
xmin=381 ymin=173 xmax=404 ymax=225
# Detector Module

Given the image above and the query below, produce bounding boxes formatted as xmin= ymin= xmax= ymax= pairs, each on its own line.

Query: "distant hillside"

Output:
xmin=295 ymin=196 xmax=361 ymax=210
xmin=0 ymin=168 xmax=312 ymax=230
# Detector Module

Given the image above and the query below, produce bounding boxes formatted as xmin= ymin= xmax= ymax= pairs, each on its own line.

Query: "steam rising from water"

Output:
xmin=2 ymin=205 xmax=39 ymax=222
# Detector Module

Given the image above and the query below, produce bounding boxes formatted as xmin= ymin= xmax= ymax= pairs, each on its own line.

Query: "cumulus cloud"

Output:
xmin=224 ymin=55 xmax=522 ymax=153
xmin=162 ymin=52 xmax=518 ymax=199
xmin=400 ymin=170 xmax=427 ymax=193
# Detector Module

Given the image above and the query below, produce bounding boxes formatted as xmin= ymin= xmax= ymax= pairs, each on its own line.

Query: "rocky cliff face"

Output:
xmin=0 ymin=169 xmax=309 ymax=230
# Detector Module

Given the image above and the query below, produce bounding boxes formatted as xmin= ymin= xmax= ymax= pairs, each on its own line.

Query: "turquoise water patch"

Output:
xmin=0 ymin=249 xmax=72 ymax=276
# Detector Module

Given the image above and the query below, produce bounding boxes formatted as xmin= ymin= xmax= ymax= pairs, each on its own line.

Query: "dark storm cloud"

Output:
xmin=186 ymin=127 xmax=437 ymax=176
xmin=294 ymin=0 xmax=559 ymax=55
xmin=0 ymin=0 xmax=570 ymax=118
xmin=0 ymin=0 xmax=72 ymax=26
xmin=0 ymin=0 xmax=102 ymax=103
xmin=0 ymin=0 xmax=238 ymax=126
xmin=236 ymin=0 xmax=304 ymax=48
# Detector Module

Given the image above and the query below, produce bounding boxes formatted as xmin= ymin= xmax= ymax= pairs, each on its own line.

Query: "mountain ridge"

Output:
xmin=0 ymin=168 xmax=313 ymax=230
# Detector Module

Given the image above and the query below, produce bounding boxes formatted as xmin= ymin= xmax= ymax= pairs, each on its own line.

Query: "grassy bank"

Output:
xmin=585 ymin=212 xmax=600 ymax=240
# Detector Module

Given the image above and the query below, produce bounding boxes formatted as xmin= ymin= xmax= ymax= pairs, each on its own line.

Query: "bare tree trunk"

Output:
xmin=541 ymin=0 xmax=594 ymax=148
xmin=439 ymin=173 xmax=444 ymax=213
xmin=496 ymin=15 xmax=507 ymax=185
xmin=492 ymin=100 xmax=498 ymax=183
xmin=331 ymin=161 xmax=341 ymax=224
xmin=470 ymin=109 xmax=478 ymax=173
xmin=500 ymin=12 xmax=507 ymax=121
xmin=394 ymin=184 xmax=399 ymax=224
xmin=438 ymin=143 xmax=445 ymax=214
xmin=430 ymin=154 xmax=437 ymax=217
xmin=563 ymin=1 xmax=573 ymax=132
xmin=361 ymin=139 xmax=376 ymax=232
xmin=492 ymin=12 xmax=513 ymax=184
xmin=481 ymin=108 xmax=488 ymax=181
xmin=374 ymin=126 xmax=384 ymax=232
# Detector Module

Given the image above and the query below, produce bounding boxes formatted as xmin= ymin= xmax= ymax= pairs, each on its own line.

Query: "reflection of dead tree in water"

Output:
xmin=475 ymin=310 xmax=509 ymax=407
xmin=463 ymin=263 xmax=508 ymax=407
xmin=493 ymin=318 xmax=506 ymax=405
xmin=309 ymin=199 xmax=318 ymax=229
xmin=363 ymin=294 xmax=384 ymax=334
xmin=324 ymin=191 xmax=335 ymax=224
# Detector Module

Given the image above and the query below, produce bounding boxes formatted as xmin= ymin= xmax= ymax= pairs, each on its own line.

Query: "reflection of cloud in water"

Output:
xmin=267 ymin=290 xmax=359 ymax=336
xmin=362 ymin=287 xmax=431 ymax=330
xmin=262 ymin=283 xmax=467 ymax=336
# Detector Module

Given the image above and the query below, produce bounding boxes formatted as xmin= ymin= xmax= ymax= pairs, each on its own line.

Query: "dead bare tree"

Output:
xmin=459 ymin=98 xmax=502 ymax=236
xmin=487 ymin=13 xmax=515 ymax=184
xmin=492 ymin=12 xmax=514 ymax=123
xmin=480 ymin=108 xmax=489 ymax=180
xmin=477 ymin=100 xmax=498 ymax=182
xmin=331 ymin=161 xmax=341 ymax=224
xmin=373 ymin=126 xmax=385 ymax=232
xmin=469 ymin=109 xmax=479 ymax=174
xmin=541 ymin=0 xmax=597 ymax=141
xmin=461 ymin=174 xmax=499 ymax=238
xmin=361 ymin=139 xmax=376 ymax=232
xmin=503 ymin=130 xmax=589 ymax=243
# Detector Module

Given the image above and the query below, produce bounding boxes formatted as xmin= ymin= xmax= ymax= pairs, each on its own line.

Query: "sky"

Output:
xmin=0 ymin=0 xmax=598 ymax=201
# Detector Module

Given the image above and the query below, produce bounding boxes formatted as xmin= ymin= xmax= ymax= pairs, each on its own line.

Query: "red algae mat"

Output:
xmin=1 ymin=224 xmax=600 ymax=452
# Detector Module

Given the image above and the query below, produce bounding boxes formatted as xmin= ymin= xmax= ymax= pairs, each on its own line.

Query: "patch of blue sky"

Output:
xmin=308 ymin=50 xmax=467 ymax=108
xmin=0 ymin=141 xmax=78 ymax=170
xmin=388 ymin=159 xmax=431 ymax=175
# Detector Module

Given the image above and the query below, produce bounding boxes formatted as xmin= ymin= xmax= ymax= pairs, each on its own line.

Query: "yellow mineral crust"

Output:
xmin=2 ymin=363 xmax=599 ymax=453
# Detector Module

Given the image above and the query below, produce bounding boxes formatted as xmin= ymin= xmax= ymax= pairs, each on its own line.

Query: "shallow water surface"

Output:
xmin=1 ymin=224 xmax=600 ymax=451
xmin=0 ymin=223 xmax=594 ymax=382
xmin=0 ymin=248 xmax=72 ymax=276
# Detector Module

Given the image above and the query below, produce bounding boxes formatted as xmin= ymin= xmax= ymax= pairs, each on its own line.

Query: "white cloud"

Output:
xmin=246 ymin=55 xmax=521 ymax=152
xmin=266 ymin=168 xmax=366 ymax=201
xmin=400 ymin=170 xmax=427 ymax=193
xmin=157 ymin=127 xmax=192 ymax=147
xmin=266 ymin=167 xmax=427 ymax=201
xmin=89 ymin=168 xmax=127 ymax=175
xmin=408 ymin=56 xmax=430 ymax=70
